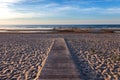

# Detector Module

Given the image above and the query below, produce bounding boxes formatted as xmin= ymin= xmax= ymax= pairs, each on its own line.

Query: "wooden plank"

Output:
xmin=40 ymin=38 xmax=82 ymax=80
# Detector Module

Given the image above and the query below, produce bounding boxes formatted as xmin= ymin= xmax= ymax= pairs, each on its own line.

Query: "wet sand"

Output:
xmin=0 ymin=33 xmax=120 ymax=80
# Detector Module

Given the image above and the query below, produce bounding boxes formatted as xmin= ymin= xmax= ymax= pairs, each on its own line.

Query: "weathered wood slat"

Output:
xmin=40 ymin=38 xmax=82 ymax=80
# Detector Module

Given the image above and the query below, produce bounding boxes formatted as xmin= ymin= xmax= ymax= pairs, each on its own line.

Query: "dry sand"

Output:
xmin=0 ymin=33 xmax=120 ymax=80
xmin=66 ymin=34 xmax=120 ymax=80
xmin=0 ymin=34 xmax=54 ymax=80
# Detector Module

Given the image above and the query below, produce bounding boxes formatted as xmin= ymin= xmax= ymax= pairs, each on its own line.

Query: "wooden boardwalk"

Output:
xmin=40 ymin=38 xmax=82 ymax=80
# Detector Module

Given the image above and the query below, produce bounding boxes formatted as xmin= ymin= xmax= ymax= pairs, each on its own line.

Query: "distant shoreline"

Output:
xmin=0 ymin=28 xmax=120 ymax=33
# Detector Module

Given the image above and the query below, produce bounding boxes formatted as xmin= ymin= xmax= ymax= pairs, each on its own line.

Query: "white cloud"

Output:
xmin=0 ymin=0 xmax=22 ymax=3
xmin=0 ymin=0 xmax=120 ymax=20
xmin=0 ymin=0 xmax=51 ymax=19
xmin=0 ymin=0 xmax=23 ymax=19
xmin=43 ymin=3 xmax=58 ymax=8
xmin=0 ymin=0 xmax=36 ymax=19
xmin=105 ymin=8 xmax=120 ymax=14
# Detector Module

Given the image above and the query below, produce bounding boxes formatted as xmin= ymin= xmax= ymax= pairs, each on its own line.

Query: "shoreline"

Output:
xmin=0 ymin=28 xmax=120 ymax=33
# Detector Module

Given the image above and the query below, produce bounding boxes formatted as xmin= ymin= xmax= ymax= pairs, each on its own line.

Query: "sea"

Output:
xmin=0 ymin=25 xmax=120 ymax=29
xmin=0 ymin=25 xmax=120 ymax=33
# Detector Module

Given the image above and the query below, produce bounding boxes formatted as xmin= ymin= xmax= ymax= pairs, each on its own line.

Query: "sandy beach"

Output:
xmin=0 ymin=33 xmax=120 ymax=80
xmin=0 ymin=0 xmax=120 ymax=79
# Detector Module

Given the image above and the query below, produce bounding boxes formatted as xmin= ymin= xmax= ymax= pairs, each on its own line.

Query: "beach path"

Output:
xmin=40 ymin=38 xmax=82 ymax=80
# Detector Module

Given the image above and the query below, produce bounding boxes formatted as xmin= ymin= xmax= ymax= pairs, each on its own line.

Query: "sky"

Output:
xmin=0 ymin=0 xmax=120 ymax=24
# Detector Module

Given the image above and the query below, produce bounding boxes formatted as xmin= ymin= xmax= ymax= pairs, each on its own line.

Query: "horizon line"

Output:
xmin=0 ymin=24 xmax=120 ymax=25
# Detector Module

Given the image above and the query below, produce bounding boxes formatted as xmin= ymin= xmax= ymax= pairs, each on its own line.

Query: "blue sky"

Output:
xmin=0 ymin=0 xmax=120 ymax=24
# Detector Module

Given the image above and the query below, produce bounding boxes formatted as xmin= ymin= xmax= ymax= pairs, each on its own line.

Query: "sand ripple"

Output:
xmin=66 ymin=34 xmax=120 ymax=80
xmin=0 ymin=35 xmax=54 ymax=80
